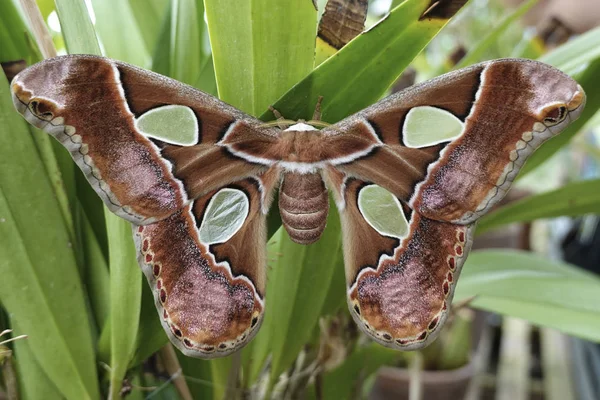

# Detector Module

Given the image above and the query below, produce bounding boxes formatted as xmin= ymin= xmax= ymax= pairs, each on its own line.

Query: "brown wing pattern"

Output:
xmin=11 ymin=55 xmax=280 ymax=358
xmin=10 ymin=55 xmax=277 ymax=224
xmin=327 ymin=59 xmax=585 ymax=223
xmin=324 ymin=168 xmax=474 ymax=349
xmin=322 ymin=59 xmax=584 ymax=349
xmin=134 ymin=175 xmax=277 ymax=357
xmin=12 ymin=55 xmax=585 ymax=357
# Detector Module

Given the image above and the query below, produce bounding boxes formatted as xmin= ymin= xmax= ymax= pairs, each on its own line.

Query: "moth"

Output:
xmin=11 ymin=55 xmax=585 ymax=358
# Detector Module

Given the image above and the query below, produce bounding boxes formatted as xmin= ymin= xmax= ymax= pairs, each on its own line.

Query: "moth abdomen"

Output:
xmin=279 ymin=172 xmax=329 ymax=245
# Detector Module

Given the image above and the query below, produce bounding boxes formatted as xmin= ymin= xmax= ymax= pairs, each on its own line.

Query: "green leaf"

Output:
xmin=0 ymin=72 xmax=99 ymax=400
xmin=518 ymin=57 xmax=600 ymax=176
xmin=456 ymin=250 xmax=600 ymax=342
xmin=54 ymin=0 xmax=101 ymax=54
xmin=89 ymin=0 xmax=150 ymax=67
xmin=454 ymin=0 xmax=538 ymax=69
xmin=209 ymin=356 xmax=233 ymax=400
xmin=177 ymin=355 xmax=213 ymax=400
xmin=204 ymin=0 xmax=317 ymax=114
xmin=130 ymin=283 xmax=168 ymax=367
xmin=127 ymin=0 xmax=168 ymax=54
xmin=107 ymin=214 xmax=142 ymax=399
xmin=80 ymin=210 xmax=110 ymax=331
xmin=249 ymin=209 xmax=343 ymax=385
xmin=477 ymin=179 xmax=600 ymax=234
xmin=169 ymin=0 xmax=210 ymax=87
xmin=266 ymin=0 xmax=468 ymax=123
xmin=12 ymin=320 xmax=64 ymax=400
xmin=0 ymin=0 xmax=34 ymax=62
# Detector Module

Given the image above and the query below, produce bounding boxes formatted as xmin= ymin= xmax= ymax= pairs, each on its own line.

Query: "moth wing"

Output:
xmin=322 ymin=59 xmax=585 ymax=224
xmin=322 ymin=59 xmax=584 ymax=348
xmin=11 ymin=55 xmax=281 ymax=358
xmin=11 ymin=55 xmax=279 ymax=224
xmin=323 ymin=169 xmax=472 ymax=348
xmin=136 ymin=172 xmax=279 ymax=357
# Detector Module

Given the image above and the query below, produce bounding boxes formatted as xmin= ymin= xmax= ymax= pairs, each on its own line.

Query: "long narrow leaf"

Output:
xmin=0 ymin=73 xmax=99 ymax=399
xmin=249 ymin=210 xmax=343 ymax=384
xmin=106 ymin=216 xmax=142 ymax=399
xmin=55 ymin=2 xmax=143 ymax=397
xmin=477 ymin=179 xmax=600 ymax=234
xmin=12 ymin=320 xmax=64 ymax=400
xmin=169 ymin=0 xmax=209 ymax=87
xmin=540 ymin=25 xmax=600 ymax=76
xmin=454 ymin=0 xmax=538 ymax=69
xmin=54 ymin=0 xmax=101 ymax=54
xmin=456 ymin=250 xmax=600 ymax=342
xmin=90 ymin=0 xmax=149 ymax=67
xmin=204 ymin=0 xmax=317 ymax=114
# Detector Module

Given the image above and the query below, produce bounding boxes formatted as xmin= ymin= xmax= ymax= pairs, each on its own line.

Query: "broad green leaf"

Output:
xmin=456 ymin=250 xmax=600 ymax=342
xmin=265 ymin=0 xmax=469 ymax=123
xmin=12 ymin=320 xmax=64 ymax=400
xmin=177 ymin=355 xmax=213 ymax=400
xmin=0 ymin=73 xmax=99 ymax=399
xmin=0 ymin=0 xmax=34 ymax=61
xmin=249 ymin=209 xmax=343 ymax=386
xmin=204 ymin=0 xmax=317 ymax=114
xmin=128 ymin=0 xmax=168 ymax=54
xmin=305 ymin=343 xmax=400 ymax=400
xmin=54 ymin=0 xmax=101 ymax=54
xmin=130 ymin=284 xmax=168 ymax=366
xmin=477 ymin=179 xmax=600 ymax=234
xmin=454 ymin=0 xmax=538 ymax=69
xmin=107 ymin=215 xmax=142 ymax=399
xmin=90 ymin=0 xmax=150 ymax=67
xmin=170 ymin=0 xmax=209 ymax=87
xmin=518 ymin=57 xmax=600 ymax=176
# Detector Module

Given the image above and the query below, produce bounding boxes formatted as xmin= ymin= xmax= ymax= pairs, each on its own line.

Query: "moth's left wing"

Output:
xmin=10 ymin=55 xmax=281 ymax=358
xmin=321 ymin=59 xmax=585 ymax=349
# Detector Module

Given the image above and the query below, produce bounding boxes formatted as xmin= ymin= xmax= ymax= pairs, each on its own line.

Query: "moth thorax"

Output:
xmin=279 ymin=172 xmax=329 ymax=245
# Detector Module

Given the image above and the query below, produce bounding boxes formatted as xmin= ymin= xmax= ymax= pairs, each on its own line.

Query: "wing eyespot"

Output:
xmin=542 ymin=105 xmax=568 ymax=126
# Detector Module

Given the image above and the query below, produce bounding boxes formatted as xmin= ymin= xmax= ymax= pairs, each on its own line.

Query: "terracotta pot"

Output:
xmin=369 ymin=361 xmax=475 ymax=400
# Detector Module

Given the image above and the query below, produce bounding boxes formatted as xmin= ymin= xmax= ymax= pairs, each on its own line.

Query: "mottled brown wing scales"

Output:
xmin=11 ymin=57 xmax=188 ymax=224
xmin=11 ymin=55 xmax=276 ymax=358
xmin=324 ymin=60 xmax=584 ymax=226
xmin=134 ymin=175 xmax=275 ymax=357
xmin=327 ymin=171 xmax=474 ymax=349
xmin=321 ymin=59 xmax=584 ymax=350
xmin=10 ymin=55 xmax=276 ymax=223
xmin=409 ymin=61 xmax=585 ymax=224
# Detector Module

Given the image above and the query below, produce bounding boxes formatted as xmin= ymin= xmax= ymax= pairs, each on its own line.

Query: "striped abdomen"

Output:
xmin=279 ymin=172 xmax=329 ymax=245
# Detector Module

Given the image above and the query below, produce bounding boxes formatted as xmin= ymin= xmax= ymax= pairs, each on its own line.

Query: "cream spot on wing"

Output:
xmin=403 ymin=106 xmax=465 ymax=148
xmin=198 ymin=188 xmax=249 ymax=245
xmin=357 ymin=185 xmax=409 ymax=239
xmin=135 ymin=105 xmax=199 ymax=146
